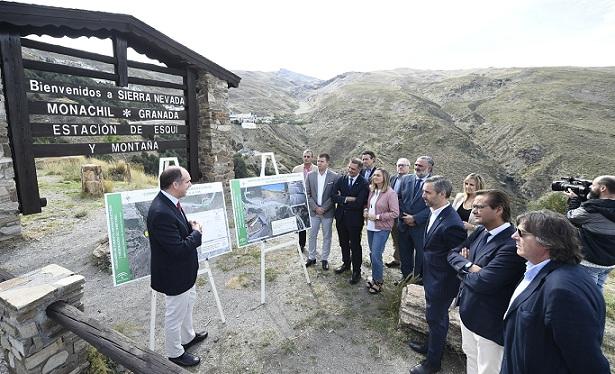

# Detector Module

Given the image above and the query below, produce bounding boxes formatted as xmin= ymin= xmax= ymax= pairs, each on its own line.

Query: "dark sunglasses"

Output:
xmin=516 ymin=228 xmax=530 ymax=237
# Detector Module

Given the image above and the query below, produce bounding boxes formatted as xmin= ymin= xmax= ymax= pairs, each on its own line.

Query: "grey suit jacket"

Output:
xmin=306 ymin=169 xmax=339 ymax=218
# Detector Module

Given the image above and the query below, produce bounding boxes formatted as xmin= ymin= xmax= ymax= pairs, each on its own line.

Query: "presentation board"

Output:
xmin=105 ymin=182 xmax=231 ymax=286
xmin=230 ymin=173 xmax=310 ymax=247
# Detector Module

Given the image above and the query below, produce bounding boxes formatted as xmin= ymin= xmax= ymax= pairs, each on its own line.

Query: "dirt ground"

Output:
xmin=0 ymin=176 xmax=466 ymax=373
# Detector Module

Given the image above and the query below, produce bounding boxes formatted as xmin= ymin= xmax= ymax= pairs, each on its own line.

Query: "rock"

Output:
xmin=398 ymin=284 xmax=462 ymax=353
xmin=92 ymin=237 xmax=111 ymax=272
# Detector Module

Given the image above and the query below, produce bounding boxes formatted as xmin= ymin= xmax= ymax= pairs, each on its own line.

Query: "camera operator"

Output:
xmin=564 ymin=175 xmax=615 ymax=292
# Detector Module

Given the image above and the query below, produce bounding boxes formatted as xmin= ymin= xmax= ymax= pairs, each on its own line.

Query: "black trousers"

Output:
xmin=336 ymin=220 xmax=363 ymax=274
xmin=425 ymin=294 xmax=455 ymax=368
xmin=298 ymin=230 xmax=306 ymax=248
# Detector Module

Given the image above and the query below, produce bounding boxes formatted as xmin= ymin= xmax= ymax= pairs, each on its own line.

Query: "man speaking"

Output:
xmin=147 ymin=166 xmax=207 ymax=367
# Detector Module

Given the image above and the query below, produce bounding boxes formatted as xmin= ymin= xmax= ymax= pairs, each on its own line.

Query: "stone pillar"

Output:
xmin=80 ymin=164 xmax=104 ymax=197
xmin=0 ymin=264 xmax=88 ymax=373
xmin=196 ymin=71 xmax=236 ymax=227
xmin=0 ymin=65 xmax=21 ymax=242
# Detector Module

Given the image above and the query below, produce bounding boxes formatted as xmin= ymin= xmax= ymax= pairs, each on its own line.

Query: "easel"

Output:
xmin=255 ymin=152 xmax=310 ymax=305
xmin=149 ymin=159 xmax=227 ymax=350
xmin=158 ymin=157 xmax=179 ymax=176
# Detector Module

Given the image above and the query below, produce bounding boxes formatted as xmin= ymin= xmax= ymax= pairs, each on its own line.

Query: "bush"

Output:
xmin=106 ymin=161 xmax=131 ymax=182
xmin=527 ymin=192 xmax=568 ymax=214
xmin=103 ymin=180 xmax=114 ymax=193
xmin=233 ymin=153 xmax=252 ymax=178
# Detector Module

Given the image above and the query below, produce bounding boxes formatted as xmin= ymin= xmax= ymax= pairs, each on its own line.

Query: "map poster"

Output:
xmin=105 ymin=182 xmax=231 ymax=286
xmin=230 ymin=173 xmax=311 ymax=247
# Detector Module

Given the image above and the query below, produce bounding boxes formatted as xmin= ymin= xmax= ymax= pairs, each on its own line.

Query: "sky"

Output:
xmin=15 ymin=0 xmax=615 ymax=80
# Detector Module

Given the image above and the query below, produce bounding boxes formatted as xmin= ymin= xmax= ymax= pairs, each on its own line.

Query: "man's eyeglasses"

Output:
xmin=471 ymin=204 xmax=487 ymax=210
xmin=397 ymin=164 xmax=409 ymax=167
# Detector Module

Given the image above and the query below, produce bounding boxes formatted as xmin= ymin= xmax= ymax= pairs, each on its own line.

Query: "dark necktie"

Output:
xmin=176 ymin=201 xmax=188 ymax=222
xmin=480 ymin=230 xmax=491 ymax=247
xmin=348 ymin=177 xmax=354 ymax=188
xmin=414 ymin=178 xmax=422 ymax=196
xmin=477 ymin=230 xmax=491 ymax=251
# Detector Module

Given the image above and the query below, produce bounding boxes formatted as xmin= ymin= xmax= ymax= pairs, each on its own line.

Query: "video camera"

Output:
xmin=551 ymin=176 xmax=592 ymax=201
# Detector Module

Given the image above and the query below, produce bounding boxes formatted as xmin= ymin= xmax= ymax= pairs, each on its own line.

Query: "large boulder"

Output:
xmin=398 ymin=284 xmax=463 ymax=353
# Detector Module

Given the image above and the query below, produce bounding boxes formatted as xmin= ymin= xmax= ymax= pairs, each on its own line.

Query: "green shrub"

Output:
xmin=86 ymin=346 xmax=114 ymax=374
xmin=106 ymin=161 xmax=131 ymax=182
xmin=233 ymin=153 xmax=252 ymax=178
xmin=527 ymin=192 xmax=568 ymax=214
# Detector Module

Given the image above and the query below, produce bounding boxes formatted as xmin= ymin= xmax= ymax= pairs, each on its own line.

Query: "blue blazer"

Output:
xmin=501 ymin=261 xmax=610 ymax=374
xmin=360 ymin=167 xmax=376 ymax=181
xmin=422 ymin=205 xmax=466 ymax=300
xmin=147 ymin=192 xmax=202 ymax=296
xmin=397 ymin=174 xmax=430 ymax=233
xmin=331 ymin=174 xmax=369 ymax=227
xmin=447 ymin=225 xmax=525 ymax=345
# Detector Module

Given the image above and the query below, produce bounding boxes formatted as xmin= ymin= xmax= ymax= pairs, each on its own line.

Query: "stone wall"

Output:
xmin=0 ymin=66 xmax=21 ymax=242
xmin=0 ymin=265 xmax=88 ymax=374
xmin=196 ymin=71 xmax=237 ymax=227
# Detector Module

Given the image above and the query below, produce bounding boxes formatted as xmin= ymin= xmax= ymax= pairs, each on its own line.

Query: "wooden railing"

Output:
xmin=0 ymin=268 xmax=188 ymax=374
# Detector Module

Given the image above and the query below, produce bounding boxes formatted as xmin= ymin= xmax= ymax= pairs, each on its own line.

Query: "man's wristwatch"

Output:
xmin=463 ymin=262 xmax=473 ymax=272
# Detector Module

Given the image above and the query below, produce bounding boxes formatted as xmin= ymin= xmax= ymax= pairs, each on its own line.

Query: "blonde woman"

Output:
xmin=452 ymin=173 xmax=485 ymax=233
xmin=363 ymin=168 xmax=399 ymax=294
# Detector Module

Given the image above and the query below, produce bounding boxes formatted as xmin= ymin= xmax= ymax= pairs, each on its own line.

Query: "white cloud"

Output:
xmin=14 ymin=0 xmax=615 ymax=79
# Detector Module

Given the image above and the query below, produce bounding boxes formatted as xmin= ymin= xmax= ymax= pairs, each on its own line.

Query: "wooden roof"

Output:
xmin=0 ymin=1 xmax=241 ymax=87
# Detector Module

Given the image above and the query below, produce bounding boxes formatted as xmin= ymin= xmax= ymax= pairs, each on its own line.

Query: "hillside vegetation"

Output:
xmin=229 ymin=67 xmax=615 ymax=211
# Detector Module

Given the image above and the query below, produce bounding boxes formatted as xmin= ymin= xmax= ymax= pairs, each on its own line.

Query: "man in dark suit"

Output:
xmin=305 ymin=153 xmax=339 ymax=270
xmin=331 ymin=158 xmax=369 ymax=284
xmin=397 ymin=156 xmax=433 ymax=281
xmin=386 ymin=157 xmax=411 ymax=268
xmin=360 ymin=150 xmax=376 ymax=181
xmin=501 ymin=210 xmax=609 ymax=374
xmin=147 ymin=166 xmax=207 ymax=367
xmin=447 ymin=190 xmax=525 ymax=373
xmin=409 ymin=176 xmax=466 ymax=374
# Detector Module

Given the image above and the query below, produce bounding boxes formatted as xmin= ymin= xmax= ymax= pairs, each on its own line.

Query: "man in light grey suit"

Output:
xmin=305 ymin=153 xmax=340 ymax=270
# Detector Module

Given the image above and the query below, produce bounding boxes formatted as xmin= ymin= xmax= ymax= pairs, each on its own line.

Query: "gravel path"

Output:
xmin=0 ymin=177 xmax=465 ymax=373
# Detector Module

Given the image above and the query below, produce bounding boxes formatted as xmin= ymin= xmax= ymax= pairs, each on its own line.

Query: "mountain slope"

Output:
xmin=229 ymin=67 xmax=615 ymax=207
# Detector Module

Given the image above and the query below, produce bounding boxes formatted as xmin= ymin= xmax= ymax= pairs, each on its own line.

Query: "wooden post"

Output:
xmin=112 ymin=36 xmax=128 ymax=87
xmin=0 ymin=32 xmax=42 ymax=214
xmin=185 ymin=67 xmax=200 ymax=181
xmin=47 ymin=302 xmax=189 ymax=374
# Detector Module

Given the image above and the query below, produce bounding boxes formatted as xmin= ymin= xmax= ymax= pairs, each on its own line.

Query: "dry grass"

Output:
xmin=37 ymin=156 xmax=158 ymax=192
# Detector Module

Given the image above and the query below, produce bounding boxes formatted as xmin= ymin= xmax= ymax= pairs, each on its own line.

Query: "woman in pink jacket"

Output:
xmin=363 ymin=168 xmax=400 ymax=294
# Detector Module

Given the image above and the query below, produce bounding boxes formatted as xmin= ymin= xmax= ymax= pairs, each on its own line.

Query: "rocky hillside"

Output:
xmin=229 ymin=67 xmax=615 ymax=208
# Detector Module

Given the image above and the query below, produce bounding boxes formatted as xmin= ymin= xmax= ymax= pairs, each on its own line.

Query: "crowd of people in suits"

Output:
xmin=293 ymin=149 xmax=612 ymax=374
xmin=148 ymin=156 xmax=613 ymax=372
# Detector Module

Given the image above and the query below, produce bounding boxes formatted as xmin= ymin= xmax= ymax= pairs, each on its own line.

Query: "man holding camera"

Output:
xmin=564 ymin=175 xmax=615 ymax=292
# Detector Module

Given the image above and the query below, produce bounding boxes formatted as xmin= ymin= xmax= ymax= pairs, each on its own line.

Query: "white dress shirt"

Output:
xmin=427 ymin=203 xmax=450 ymax=232
xmin=485 ymin=222 xmax=511 ymax=243
xmin=316 ymin=169 xmax=328 ymax=206
xmin=504 ymin=258 xmax=551 ymax=318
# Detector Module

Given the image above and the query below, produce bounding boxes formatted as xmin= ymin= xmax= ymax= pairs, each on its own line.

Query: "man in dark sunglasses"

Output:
xmin=500 ymin=210 xmax=609 ymax=374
